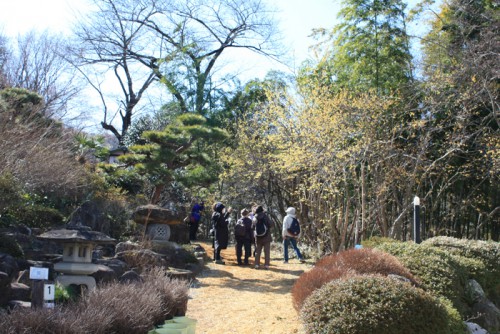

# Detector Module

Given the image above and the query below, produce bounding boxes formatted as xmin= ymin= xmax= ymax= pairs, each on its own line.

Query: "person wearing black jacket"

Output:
xmin=234 ymin=208 xmax=254 ymax=265
xmin=252 ymin=205 xmax=274 ymax=269
xmin=211 ymin=202 xmax=232 ymax=264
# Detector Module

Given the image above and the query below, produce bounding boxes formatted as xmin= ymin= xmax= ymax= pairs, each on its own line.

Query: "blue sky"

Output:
xmin=0 ymin=0 xmax=341 ymax=79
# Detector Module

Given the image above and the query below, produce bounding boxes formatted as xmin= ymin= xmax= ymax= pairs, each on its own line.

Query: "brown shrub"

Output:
xmin=0 ymin=307 xmax=70 ymax=334
xmin=292 ymin=266 xmax=356 ymax=311
xmin=142 ymin=267 xmax=190 ymax=318
xmin=316 ymin=248 xmax=419 ymax=284
xmin=291 ymin=248 xmax=420 ymax=312
xmin=0 ymin=268 xmax=190 ymax=334
xmin=78 ymin=282 xmax=162 ymax=333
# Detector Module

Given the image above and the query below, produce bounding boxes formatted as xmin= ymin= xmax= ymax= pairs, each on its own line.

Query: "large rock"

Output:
xmin=471 ymin=297 xmax=500 ymax=332
xmin=115 ymin=241 xmax=140 ymax=254
xmin=115 ymin=249 xmax=168 ymax=272
xmin=0 ymin=271 xmax=11 ymax=306
xmin=119 ymin=270 xmax=143 ymax=284
xmin=94 ymin=258 xmax=129 ymax=278
xmin=91 ymin=264 xmax=117 ymax=285
xmin=465 ymin=322 xmax=488 ymax=334
xmin=466 ymin=279 xmax=486 ymax=304
xmin=132 ymin=205 xmax=181 ymax=225
xmin=0 ymin=253 xmax=19 ymax=281
xmin=66 ymin=201 xmax=102 ymax=231
xmin=9 ymin=282 xmax=30 ymax=302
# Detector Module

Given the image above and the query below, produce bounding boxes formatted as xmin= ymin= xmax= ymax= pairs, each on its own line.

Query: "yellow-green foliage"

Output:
xmin=422 ymin=236 xmax=500 ymax=304
xmin=362 ymin=236 xmax=399 ymax=248
xmin=375 ymin=242 xmax=469 ymax=313
xmin=301 ymin=275 xmax=465 ymax=334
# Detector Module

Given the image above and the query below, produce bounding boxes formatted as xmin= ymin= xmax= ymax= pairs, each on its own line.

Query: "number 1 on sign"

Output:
xmin=44 ymin=284 xmax=55 ymax=301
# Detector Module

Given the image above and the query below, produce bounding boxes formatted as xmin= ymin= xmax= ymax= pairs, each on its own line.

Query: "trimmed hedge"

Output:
xmin=422 ymin=236 xmax=500 ymax=304
xmin=375 ymin=241 xmax=469 ymax=313
xmin=292 ymin=247 xmax=419 ymax=311
xmin=301 ymin=275 xmax=465 ymax=334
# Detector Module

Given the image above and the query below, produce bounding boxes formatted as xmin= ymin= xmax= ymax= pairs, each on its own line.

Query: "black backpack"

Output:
xmin=234 ymin=219 xmax=246 ymax=238
xmin=287 ymin=217 xmax=300 ymax=237
xmin=255 ymin=216 xmax=268 ymax=237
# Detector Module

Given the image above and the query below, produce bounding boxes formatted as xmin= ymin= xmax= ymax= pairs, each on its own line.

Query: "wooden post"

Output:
xmin=31 ymin=280 xmax=44 ymax=309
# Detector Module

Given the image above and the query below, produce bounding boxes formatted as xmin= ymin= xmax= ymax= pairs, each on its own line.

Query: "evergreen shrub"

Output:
xmin=422 ymin=236 xmax=500 ymax=304
xmin=301 ymin=275 xmax=465 ymax=334
xmin=292 ymin=248 xmax=419 ymax=311
xmin=375 ymin=242 xmax=469 ymax=313
xmin=362 ymin=236 xmax=398 ymax=248
xmin=0 ymin=234 xmax=24 ymax=258
xmin=9 ymin=205 xmax=64 ymax=230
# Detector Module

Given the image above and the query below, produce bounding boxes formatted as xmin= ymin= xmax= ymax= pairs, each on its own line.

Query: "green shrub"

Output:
xmin=0 ymin=173 xmax=22 ymax=213
xmin=375 ymin=242 xmax=469 ymax=313
xmin=301 ymin=275 xmax=465 ymax=334
xmin=422 ymin=236 xmax=500 ymax=303
xmin=292 ymin=248 xmax=419 ymax=312
xmin=362 ymin=236 xmax=399 ymax=248
xmin=54 ymin=283 xmax=78 ymax=304
xmin=8 ymin=205 xmax=64 ymax=230
xmin=0 ymin=234 xmax=24 ymax=258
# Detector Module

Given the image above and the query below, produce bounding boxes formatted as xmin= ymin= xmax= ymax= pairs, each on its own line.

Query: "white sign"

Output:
xmin=44 ymin=284 xmax=55 ymax=301
xmin=29 ymin=267 xmax=49 ymax=280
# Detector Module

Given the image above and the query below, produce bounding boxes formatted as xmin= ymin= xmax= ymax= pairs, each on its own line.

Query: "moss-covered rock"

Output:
xmin=301 ymin=275 xmax=464 ymax=334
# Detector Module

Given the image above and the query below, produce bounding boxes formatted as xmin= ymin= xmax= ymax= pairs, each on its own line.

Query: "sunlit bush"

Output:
xmin=301 ymin=275 xmax=464 ymax=334
xmin=422 ymin=236 xmax=500 ymax=304
xmin=375 ymin=242 xmax=469 ymax=313
xmin=292 ymin=248 xmax=419 ymax=311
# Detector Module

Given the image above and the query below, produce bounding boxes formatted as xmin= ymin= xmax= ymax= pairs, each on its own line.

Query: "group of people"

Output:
xmin=209 ymin=202 xmax=305 ymax=269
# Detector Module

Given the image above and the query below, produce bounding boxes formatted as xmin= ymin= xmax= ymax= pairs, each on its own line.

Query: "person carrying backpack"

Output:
xmin=189 ymin=201 xmax=204 ymax=241
xmin=234 ymin=208 xmax=253 ymax=265
xmin=282 ymin=207 xmax=305 ymax=264
xmin=252 ymin=205 xmax=274 ymax=269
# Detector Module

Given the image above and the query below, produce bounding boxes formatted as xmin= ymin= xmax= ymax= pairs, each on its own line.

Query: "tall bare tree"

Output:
xmin=1 ymin=31 xmax=81 ymax=120
xmin=72 ymin=0 xmax=282 ymax=144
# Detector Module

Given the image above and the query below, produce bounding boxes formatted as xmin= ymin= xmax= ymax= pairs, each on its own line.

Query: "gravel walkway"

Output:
xmin=186 ymin=240 xmax=309 ymax=334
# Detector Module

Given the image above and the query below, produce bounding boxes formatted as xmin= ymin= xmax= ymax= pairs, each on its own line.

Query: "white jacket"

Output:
xmin=282 ymin=207 xmax=299 ymax=238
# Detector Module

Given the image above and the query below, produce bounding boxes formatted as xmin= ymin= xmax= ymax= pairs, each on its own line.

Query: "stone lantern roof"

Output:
xmin=38 ymin=225 xmax=116 ymax=245
xmin=132 ymin=205 xmax=181 ymax=225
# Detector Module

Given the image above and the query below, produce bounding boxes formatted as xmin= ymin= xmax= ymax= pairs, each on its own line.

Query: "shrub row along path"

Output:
xmin=186 ymin=240 xmax=309 ymax=334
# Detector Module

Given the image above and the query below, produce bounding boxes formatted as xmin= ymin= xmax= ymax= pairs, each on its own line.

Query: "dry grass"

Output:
xmin=0 ymin=267 xmax=189 ymax=334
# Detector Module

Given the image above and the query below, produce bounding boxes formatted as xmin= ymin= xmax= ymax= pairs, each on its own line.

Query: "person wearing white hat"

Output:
xmin=282 ymin=207 xmax=305 ymax=263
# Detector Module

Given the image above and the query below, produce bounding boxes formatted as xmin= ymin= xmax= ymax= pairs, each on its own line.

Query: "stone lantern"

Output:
xmin=38 ymin=225 xmax=116 ymax=291
xmin=132 ymin=205 xmax=189 ymax=244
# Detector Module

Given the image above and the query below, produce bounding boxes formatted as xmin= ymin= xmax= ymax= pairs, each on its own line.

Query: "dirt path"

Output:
xmin=186 ymin=240 xmax=308 ymax=334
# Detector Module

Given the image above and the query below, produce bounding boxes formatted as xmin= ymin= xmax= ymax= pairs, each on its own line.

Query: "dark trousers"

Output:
xmin=214 ymin=246 xmax=222 ymax=260
xmin=189 ymin=221 xmax=199 ymax=240
xmin=235 ymin=237 xmax=252 ymax=264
